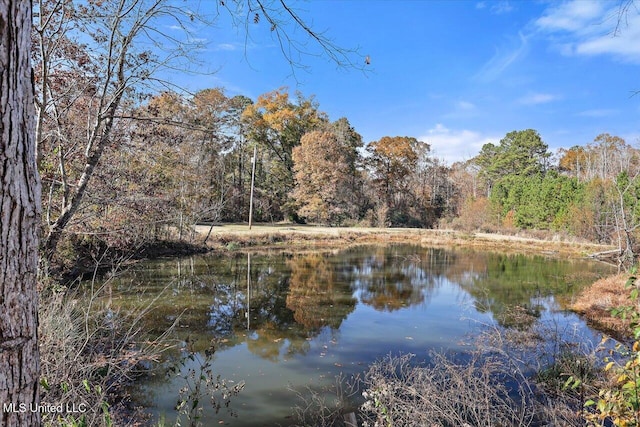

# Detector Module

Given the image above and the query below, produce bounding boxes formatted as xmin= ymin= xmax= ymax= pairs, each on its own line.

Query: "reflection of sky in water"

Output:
xmin=111 ymin=245 xmax=615 ymax=426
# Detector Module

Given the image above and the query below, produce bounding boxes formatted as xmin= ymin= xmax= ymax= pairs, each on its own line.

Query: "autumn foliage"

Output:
xmin=30 ymin=1 xmax=640 ymax=268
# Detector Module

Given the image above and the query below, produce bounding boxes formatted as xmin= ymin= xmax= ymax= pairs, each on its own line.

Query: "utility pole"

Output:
xmin=246 ymin=252 xmax=251 ymax=330
xmin=248 ymin=146 xmax=257 ymax=229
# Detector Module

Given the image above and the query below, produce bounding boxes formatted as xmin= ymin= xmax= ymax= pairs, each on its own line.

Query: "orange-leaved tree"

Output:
xmin=291 ymin=130 xmax=356 ymax=224
xmin=242 ymin=88 xmax=327 ymax=220
xmin=367 ymin=136 xmax=420 ymax=226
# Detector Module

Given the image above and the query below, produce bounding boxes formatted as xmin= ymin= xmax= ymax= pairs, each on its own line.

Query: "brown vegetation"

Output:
xmin=571 ymin=273 xmax=631 ymax=338
xmin=39 ymin=281 xmax=173 ymax=426
xmin=197 ymin=224 xmax=614 ymax=258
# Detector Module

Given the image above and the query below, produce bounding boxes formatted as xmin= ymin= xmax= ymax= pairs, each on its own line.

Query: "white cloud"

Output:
xmin=419 ymin=124 xmax=498 ymax=165
xmin=576 ymin=19 xmax=640 ymax=60
xmin=535 ymin=0 xmax=640 ymax=63
xmin=518 ymin=92 xmax=560 ymax=105
xmin=475 ymin=32 xmax=529 ymax=82
xmin=490 ymin=1 xmax=513 ymax=15
xmin=577 ymin=108 xmax=618 ymax=117
xmin=476 ymin=1 xmax=513 ymax=15
xmin=456 ymin=101 xmax=476 ymax=110
xmin=536 ymin=1 xmax=605 ymax=32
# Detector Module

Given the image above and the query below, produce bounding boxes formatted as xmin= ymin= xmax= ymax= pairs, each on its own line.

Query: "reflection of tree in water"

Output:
xmin=245 ymin=324 xmax=311 ymax=362
xmin=212 ymin=255 xmax=314 ymax=360
xmin=99 ymin=247 xmax=613 ymax=360
xmin=449 ymin=252 xmax=604 ymax=328
xmin=349 ymin=246 xmax=443 ymax=312
xmin=286 ymin=254 xmax=356 ymax=330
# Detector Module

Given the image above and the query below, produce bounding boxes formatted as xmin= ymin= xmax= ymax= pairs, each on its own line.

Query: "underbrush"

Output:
xmin=39 ymin=264 xmax=247 ymax=427
xmin=38 ymin=273 xmax=175 ymax=426
xmin=50 ymin=234 xmax=208 ymax=284
xmin=360 ymin=351 xmax=534 ymax=427
xmin=292 ymin=307 xmax=615 ymax=427
xmin=357 ymin=314 xmax=609 ymax=427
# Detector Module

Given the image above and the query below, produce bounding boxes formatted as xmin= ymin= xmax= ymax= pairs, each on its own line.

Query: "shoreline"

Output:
xmin=570 ymin=273 xmax=632 ymax=340
xmin=200 ymin=224 xmax=627 ymax=338
xmin=197 ymin=224 xmax=615 ymax=259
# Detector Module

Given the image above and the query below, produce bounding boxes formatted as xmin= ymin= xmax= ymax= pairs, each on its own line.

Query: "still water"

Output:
xmin=100 ymin=244 xmax=615 ymax=426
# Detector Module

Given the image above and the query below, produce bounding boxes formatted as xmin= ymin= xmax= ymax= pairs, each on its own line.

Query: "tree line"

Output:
xmin=30 ymin=0 xmax=640 ymax=271
xmin=38 ymin=72 xmax=640 ymax=265
xmin=457 ymin=130 xmax=640 ymax=264
xmin=39 ymin=81 xmax=458 ymax=264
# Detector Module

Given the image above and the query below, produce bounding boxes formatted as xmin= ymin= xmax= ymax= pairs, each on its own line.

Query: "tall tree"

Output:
xmin=558 ymin=145 xmax=588 ymax=180
xmin=242 ymin=88 xmax=327 ymax=219
xmin=291 ymin=130 xmax=354 ymax=224
xmin=34 ymin=0 xmax=208 ymax=263
xmin=475 ymin=129 xmax=550 ymax=191
xmin=367 ymin=136 xmax=420 ymax=225
xmin=612 ymin=171 xmax=640 ymax=267
xmin=1 ymin=0 xmax=42 ymax=425
xmin=329 ymin=117 xmax=369 ymax=217
xmin=34 ymin=0 xmax=362 ymax=258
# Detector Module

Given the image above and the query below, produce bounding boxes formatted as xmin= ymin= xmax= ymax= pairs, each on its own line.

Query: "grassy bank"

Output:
xmin=571 ymin=273 xmax=632 ymax=339
xmin=197 ymin=223 xmax=614 ymax=258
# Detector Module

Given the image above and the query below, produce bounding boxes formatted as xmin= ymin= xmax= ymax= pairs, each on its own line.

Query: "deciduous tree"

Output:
xmin=242 ymin=88 xmax=327 ymax=220
xmin=367 ymin=136 xmax=420 ymax=225
xmin=34 ymin=0 xmax=208 ymax=263
xmin=35 ymin=0 xmax=359 ymax=263
xmin=291 ymin=131 xmax=353 ymax=224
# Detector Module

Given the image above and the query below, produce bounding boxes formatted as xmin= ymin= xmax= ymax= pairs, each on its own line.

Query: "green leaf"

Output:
xmin=563 ymin=376 xmax=575 ymax=390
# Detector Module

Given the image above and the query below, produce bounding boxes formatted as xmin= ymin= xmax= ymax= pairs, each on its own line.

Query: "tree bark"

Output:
xmin=0 ymin=1 xmax=42 ymax=425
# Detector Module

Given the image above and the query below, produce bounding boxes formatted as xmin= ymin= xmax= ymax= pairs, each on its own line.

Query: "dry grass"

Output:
xmin=39 ymin=276 xmax=176 ymax=426
xmin=571 ymin=273 xmax=632 ymax=337
xmin=195 ymin=224 xmax=614 ymax=258
xmin=360 ymin=351 xmax=535 ymax=427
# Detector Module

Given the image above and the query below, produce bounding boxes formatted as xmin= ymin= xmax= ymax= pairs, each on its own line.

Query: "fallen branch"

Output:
xmin=588 ymin=249 xmax=621 ymax=259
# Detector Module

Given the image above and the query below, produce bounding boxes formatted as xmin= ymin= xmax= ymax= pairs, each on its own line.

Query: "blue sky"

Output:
xmin=174 ymin=0 xmax=640 ymax=165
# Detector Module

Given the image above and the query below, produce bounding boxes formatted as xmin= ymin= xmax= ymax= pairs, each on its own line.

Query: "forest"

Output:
xmin=37 ymin=50 xmax=640 ymax=270
xmin=29 ymin=1 xmax=640 ymax=273
xmin=30 ymin=1 xmax=640 ymax=273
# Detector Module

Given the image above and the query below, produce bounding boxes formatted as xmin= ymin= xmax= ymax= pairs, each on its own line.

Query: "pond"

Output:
xmin=98 ymin=244 xmax=615 ymax=426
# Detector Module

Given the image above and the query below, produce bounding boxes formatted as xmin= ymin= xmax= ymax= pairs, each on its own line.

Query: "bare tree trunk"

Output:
xmin=0 ymin=1 xmax=42 ymax=425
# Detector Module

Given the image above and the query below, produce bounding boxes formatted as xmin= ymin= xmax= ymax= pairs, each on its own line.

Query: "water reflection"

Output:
xmin=286 ymin=254 xmax=356 ymax=330
xmin=349 ymin=247 xmax=445 ymax=311
xmin=107 ymin=246 xmax=614 ymax=355
xmin=96 ymin=245 xmax=614 ymax=426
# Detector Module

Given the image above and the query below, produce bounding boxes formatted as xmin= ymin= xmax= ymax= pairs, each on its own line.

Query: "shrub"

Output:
xmin=585 ymin=268 xmax=640 ymax=426
xmin=39 ymin=274 xmax=173 ymax=426
xmin=360 ymin=351 xmax=534 ymax=427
